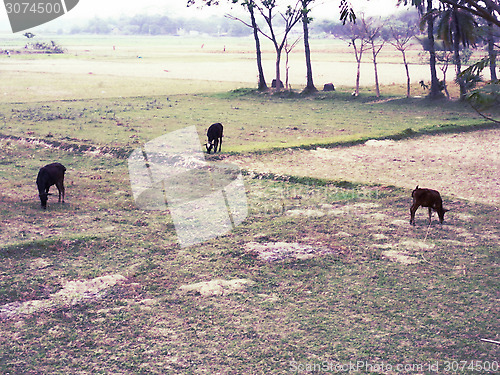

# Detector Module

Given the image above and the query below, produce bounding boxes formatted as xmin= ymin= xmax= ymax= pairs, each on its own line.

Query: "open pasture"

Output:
xmin=0 ymin=90 xmax=487 ymax=154
xmin=227 ymin=127 xmax=500 ymax=206
xmin=1 ymin=34 xmax=453 ymax=102
xmin=0 ymin=35 xmax=499 ymax=374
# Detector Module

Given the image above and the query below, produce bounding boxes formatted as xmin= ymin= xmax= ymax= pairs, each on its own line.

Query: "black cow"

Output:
xmin=205 ymin=123 xmax=223 ymax=154
xmin=410 ymin=186 xmax=448 ymax=225
xmin=36 ymin=163 xmax=66 ymax=209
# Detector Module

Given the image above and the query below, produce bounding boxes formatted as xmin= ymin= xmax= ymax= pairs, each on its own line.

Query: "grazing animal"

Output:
xmin=419 ymin=80 xmax=429 ymax=90
xmin=205 ymin=122 xmax=223 ymax=154
xmin=36 ymin=163 xmax=66 ymax=209
xmin=410 ymin=186 xmax=448 ymax=225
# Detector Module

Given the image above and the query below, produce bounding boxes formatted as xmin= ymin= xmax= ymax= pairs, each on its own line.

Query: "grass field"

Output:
xmin=0 ymin=34 xmax=450 ymax=101
xmin=0 ymin=35 xmax=499 ymax=374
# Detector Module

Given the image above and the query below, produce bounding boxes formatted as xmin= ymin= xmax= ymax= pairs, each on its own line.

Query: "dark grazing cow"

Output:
xmin=36 ymin=163 xmax=66 ymax=209
xmin=205 ymin=122 xmax=223 ymax=154
xmin=410 ymin=186 xmax=448 ymax=225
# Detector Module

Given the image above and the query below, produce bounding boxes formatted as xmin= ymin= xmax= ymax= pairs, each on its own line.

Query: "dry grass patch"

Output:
xmin=229 ymin=128 xmax=500 ymax=206
xmin=244 ymin=241 xmax=343 ymax=262
xmin=381 ymin=250 xmax=421 ymax=265
xmin=179 ymin=278 xmax=255 ymax=297
xmin=0 ymin=274 xmax=126 ymax=319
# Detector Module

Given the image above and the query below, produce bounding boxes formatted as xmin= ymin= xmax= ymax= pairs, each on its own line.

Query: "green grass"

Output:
xmin=0 ymin=89 xmax=493 ymax=156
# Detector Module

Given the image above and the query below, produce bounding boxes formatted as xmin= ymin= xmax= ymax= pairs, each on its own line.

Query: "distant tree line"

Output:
xmin=70 ymin=14 xmax=251 ymax=36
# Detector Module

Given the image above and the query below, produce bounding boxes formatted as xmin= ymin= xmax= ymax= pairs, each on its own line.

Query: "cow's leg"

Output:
xmin=410 ymin=203 xmax=419 ymax=225
xmin=56 ymin=181 xmax=65 ymax=203
xmin=214 ymin=139 xmax=219 ymax=153
xmin=428 ymin=207 xmax=433 ymax=224
xmin=218 ymin=137 xmax=222 ymax=152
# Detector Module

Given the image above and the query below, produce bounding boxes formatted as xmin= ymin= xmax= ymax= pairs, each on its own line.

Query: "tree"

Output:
xmin=284 ymin=36 xmax=301 ymax=89
xmin=401 ymin=0 xmax=443 ymax=98
xmin=433 ymin=0 xmax=500 ymax=122
xmin=228 ymin=1 xmax=303 ymax=91
xmin=388 ymin=18 xmax=419 ymax=97
xmin=300 ymin=0 xmax=317 ymax=92
xmin=255 ymin=1 xmax=303 ymax=91
xmin=244 ymin=0 xmax=269 ymax=91
xmin=424 ymin=0 xmax=443 ymax=98
xmin=460 ymin=57 xmax=500 ymax=123
xmin=438 ymin=0 xmax=500 ymax=27
xmin=435 ymin=4 xmax=478 ymax=98
xmin=486 ymin=5 xmax=498 ymax=81
xmin=436 ymin=49 xmax=453 ymax=98
xmin=188 ymin=0 xmax=357 ymax=92
xmin=361 ymin=16 xmax=386 ymax=97
xmin=487 ymin=7 xmax=498 ymax=81
xmin=188 ymin=0 xmax=268 ymax=90
xmin=342 ymin=20 xmax=370 ymax=96
xmin=317 ymin=20 xmax=345 ymax=37
xmin=401 ymin=0 xmax=499 ymax=103
xmin=475 ymin=3 xmax=499 ymax=81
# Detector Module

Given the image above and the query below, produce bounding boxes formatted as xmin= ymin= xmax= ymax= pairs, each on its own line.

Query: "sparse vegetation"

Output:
xmin=26 ymin=40 xmax=66 ymax=54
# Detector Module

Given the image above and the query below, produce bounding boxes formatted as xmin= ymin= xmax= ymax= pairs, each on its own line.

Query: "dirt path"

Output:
xmin=228 ymin=128 xmax=500 ymax=206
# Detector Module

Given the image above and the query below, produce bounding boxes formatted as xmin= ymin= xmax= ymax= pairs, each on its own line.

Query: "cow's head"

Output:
xmin=204 ymin=142 xmax=214 ymax=154
xmin=438 ymin=208 xmax=450 ymax=223
xmin=39 ymin=192 xmax=48 ymax=209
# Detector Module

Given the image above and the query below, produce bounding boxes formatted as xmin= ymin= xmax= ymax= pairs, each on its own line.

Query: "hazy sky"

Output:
xmin=67 ymin=0 xmax=401 ymax=19
xmin=0 ymin=0 xmax=402 ymax=33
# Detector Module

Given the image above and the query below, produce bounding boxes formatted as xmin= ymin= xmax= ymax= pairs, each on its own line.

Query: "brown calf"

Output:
xmin=410 ymin=186 xmax=448 ymax=225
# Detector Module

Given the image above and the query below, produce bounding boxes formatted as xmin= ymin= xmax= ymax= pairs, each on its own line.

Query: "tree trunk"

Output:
xmin=285 ymin=49 xmax=290 ymax=90
xmin=453 ymin=36 xmax=465 ymax=99
xmin=403 ymin=51 xmax=411 ymax=97
xmin=453 ymin=10 xmax=466 ymax=99
xmin=351 ymin=38 xmax=363 ymax=96
xmin=275 ymin=48 xmax=282 ymax=91
xmin=355 ymin=60 xmax=361 ymax=96
xmin=487 ymin=6 xmax=498 ymax=81
xmin=441 ymin=63 xmax=450 ymax=99
xmin=371 ymin=42 xmax=380 ymax=97
xmin=427 ymin=0 xmax=442 ymax=99
xmin=488 ymin=40 xmax=498 ymax=81
xmin=302 ymin=10 xmax=316 ymax=93
xmin=249 ymin=5 xmax=267 ymax=91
